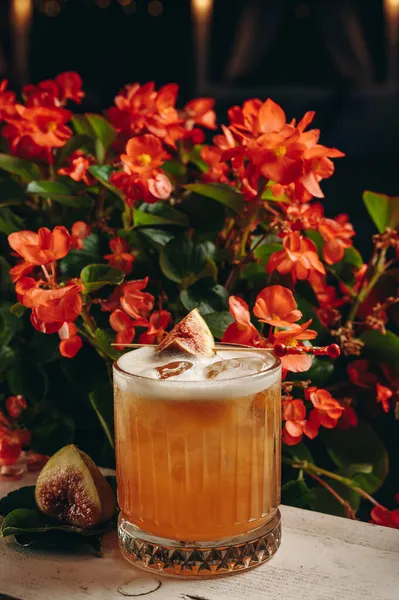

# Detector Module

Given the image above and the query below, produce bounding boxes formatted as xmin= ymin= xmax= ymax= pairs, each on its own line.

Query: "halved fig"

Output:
xmin=157 ymin=308 xmax=214 ymax=357
xmin=35 ymin=445 xmax=116 ymax=529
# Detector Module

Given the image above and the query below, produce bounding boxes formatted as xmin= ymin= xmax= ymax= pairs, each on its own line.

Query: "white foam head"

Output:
xmin=113 ymin=347 xmax=281 ymax=399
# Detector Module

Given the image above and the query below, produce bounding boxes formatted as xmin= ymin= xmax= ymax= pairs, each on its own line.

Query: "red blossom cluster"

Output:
xmin=0 ymin=72 xmax=84 ymax=163
xmin=8 ymin=225 xmax=87 ymax=358
xmin=348 ymin=359 xmax=398 ymax=413
xmin=102 ymin=276 xmax=171 ymax=346
xmin=0 ymin=395 xmax=30 ymax=467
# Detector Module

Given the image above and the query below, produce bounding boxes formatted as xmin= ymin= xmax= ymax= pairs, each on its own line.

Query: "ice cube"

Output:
xmin=155 ymin=360 xmax=193 ymax=379
xmin=204 ymin=357 xmax=268 ymax=380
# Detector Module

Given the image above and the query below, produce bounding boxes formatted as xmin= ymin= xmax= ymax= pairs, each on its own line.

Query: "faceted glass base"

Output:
xmin=118 ymin=509 xmax=281 ymax=577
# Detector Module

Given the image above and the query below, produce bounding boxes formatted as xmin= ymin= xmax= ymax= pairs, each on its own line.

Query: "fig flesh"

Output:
xmin=35 ymin=444 xmax=116 ymax=529
xmin=157 ymin=308 xmax=214 ymax=357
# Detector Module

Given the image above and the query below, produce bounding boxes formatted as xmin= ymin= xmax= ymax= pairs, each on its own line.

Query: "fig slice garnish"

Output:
xmin=35 ymin=444 xmax=116 ymax=529
xmin=157 ymin=308 xmax=215 ymax=357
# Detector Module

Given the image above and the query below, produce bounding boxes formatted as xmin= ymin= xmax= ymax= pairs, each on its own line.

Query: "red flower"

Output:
xmin=184 ymin=98 xmax=216 ymax=130
xmin=253 ymin=285 xmax=302 ymax=327
xmin=376 ymin=383 xmax=392 ymax=413
xmin=370 ymin=505 xmax=399 ymax=529
xmin=110 ymin=309 xmax=136 ymax=346
xmin=5 ymin=105 xmax=72 ymax=150
xmin=0 ymin=79 xmax=16 ymax=120
xmin=138 ymin=310 xmax=172 ymax=344
xmin=5 ymin=395 xmax=27 ymax=419
xmin=58 ymin=322 xmax=83 ymax=358
xmin=283 ymin=398 xmax=306 ymax=438
xmin=104 ymin=237 xmax=135 ymax=275
xmin=0 ymin=435 xmax=22 ymax=466
xmin=267 ymin=232 xmax=325 ymax=281
xmin=55 ymin=72 xmax=85 ymax=104
xmin=337 ymin=404 xmax=358 ymax=430
xmin=222 ymin=296 xmax=262 ymax=346
xmin=120 ymin=277 xmax=154 ymax=324
xmin=9 ymin=260 xmax=34 ymax=283
xmin=23 ymin=72 xmax=84 ymax=107
xmin=273 ymin=321 xmax=317 ymax=373
xmin=121 ymin=134 xmax=168 ymax=175
xmin=8 ymin=226 xmax=71 ymax=266
xmin=58 ymin=153 xmax=94 ymax=185
xmin=306 ymin=387 xmax=344 ymax=429
xmin=299 ymin=144 xmax=345 ymax=199
xmin=200 ymin=146 xmax=230 ymax=184
xmin=71 ymin=221 xmax=90 ymax=250
xmin=17 ymin=278 xmax=83 ymax=325
xmin=318 ymin=215 xmax=355 ymax=265
xmin=347 ymin=360 xmax=378 ymax=388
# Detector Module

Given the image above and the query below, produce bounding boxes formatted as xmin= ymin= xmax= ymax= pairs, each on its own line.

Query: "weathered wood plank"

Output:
xmin=0 ymin=475 xmax=398 ymax=600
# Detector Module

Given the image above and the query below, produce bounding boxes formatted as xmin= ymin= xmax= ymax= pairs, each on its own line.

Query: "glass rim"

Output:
xmin=113 ymin=345 xmax=281 ymax=386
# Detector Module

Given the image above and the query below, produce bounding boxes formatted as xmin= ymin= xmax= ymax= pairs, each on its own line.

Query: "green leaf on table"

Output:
xmin=134 ymin=202 xmax=189 ymax=228
xmin=26 ymin=180 xmax=93 ymax=208
xmin=180 ymin=278 xmax=229 ymax=315
xmin=0 ymin=486 xmax=37 ymax=516
xmin=80 ymin=264 xmax=124 ymax=293
xmin=363 ymin=190 xmax=399 ymax=233
xmin=0 ymin=154 xmax=41 ymax=181
xmin=203 ymin=311 xmax=234 ymax=339
xmin=361 ymin=329 xmax=399 ymax=374
xmin=0 ymin=206 xmax=24 ymax=234
xmin=322 ymin=420 xmax=389 ymax=494
xmin=160 ymin=235 xmax=215 ymax=285
xmin=89 ymin=383 xmax=114 ymax=449
xmin=185 ymin=183 xmax=244 ymax=213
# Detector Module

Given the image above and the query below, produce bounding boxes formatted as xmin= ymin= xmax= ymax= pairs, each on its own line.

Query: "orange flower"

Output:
xmin=71 ymin=221 xmax=90 ymax=250
xmin=5 ymin=105 xmax=72 ymax=149
xmin=58 ymin=321 xmax=83 ymax=358
xmin=376 ymin=383 xmax=392 ymax=413
xmin=254 ymin=285 xmax=302 ymax=327
xmin=306 ymin=387 xmax=344 ymax=428
xmin=273 ymin=321 xmax=317 ymax=373
xmin=318 ymin=215 xmax=355 ymax=265
xmin=121 ymin=134 xmax=168 ymax=176
xmin=267 ymin=232 xmax=325 ymax=281
xmin=17 ymin=278 xmax=83 ymax=324
xmin=0 ymin=79 xmax=16 ymax=120
xmin=138 ymin=310 xmax=172 ymax=344
xmin=184 ymin=98 xmax=216 ymax=130
xmin=222 ymin=296 xmax=262 ymax=346
xmin=120 ymin=278 xmax=154 ymax=324
xmin=299 ymin=144 xmax=345 ymax=198
xmin=5 ymin=395 xmax=27 ymax=419
xmin=110 ymin=309 xmax=136 ymax=346
xmin=283 ymin=398 xmax=306 ymax=438
xmin=248 ymin=129 xmax=305 ymax=185
xmin=104 ymin=237 xmax=135 ymax=275
xmin=23 ymin=72 xmax=84 ymax=107
xmin=58 ymin=153 xmax=94 ymax=185
xmin=200 ymin=146 xmax=230 ymax=184
xmin=8 ymin=226 xmax=71 ymax=266
xmin=9 ymin=260 xmax=34 ymax=283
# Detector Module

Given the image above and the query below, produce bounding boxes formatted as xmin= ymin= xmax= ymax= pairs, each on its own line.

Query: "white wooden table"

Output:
xmin=0 ymin=472 xmax=398 ymax=600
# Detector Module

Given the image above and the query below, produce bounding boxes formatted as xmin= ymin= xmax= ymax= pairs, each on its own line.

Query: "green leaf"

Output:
xmin=203 ymin=311 xmax=234 ymax=339
xmin=323 ymin=421 xmax=389 ymax=494
xmin=0 ymin=206 xmax=24 ymax=234
xmin=134 ymin=202 xmax=189 ymax=228
xmin=80 ymin=264 xmax=124 ymax=293
xmin=0 ymin=302 xmax=23 ymax=345
xmin=180 ymin=278 xmax=229 ymax=315
xmin=0 ymin=486 xmax=36 ymax=517
xmin=159 ymin=235 xmax=214 ymax=284
xmin=136 ymin=227 xmax=176 ymax=249
xmin=30 ymin=416 xmax=75 ymax=456
xmin=309 ymin=477 xmax=360 ymax=518
xmin=282 ymin=478 xmax=315 ymax=509
xmin=26 ymin=181 xmax=92 ymax=208
xmin=7 ymin=360 xmax=48 ymax=404
xmin=29 ymin=330 xmax=60 ymax=364
xmin=283 ymin=442 xmax=314 ymax=464
xmin=89 ymin=383 xmax=114 ymax=449
xmin=162 ymin=159 xmax=187 ymax=178
xmin=0 ymin=256 xmax=12 ymax=297
xmin=180 ymin=193 xmax=226 ymax=234
xmin=361 ymin=329 xmax=399 ymax=373
xmin=0 ymin=178 xmax=26 ymax=205
xmin=261 ymin=187 xmax=290 ymax=202
xmin=55 ymin=134 xmax=93 ymax=168
xmin=188 ymin=145 xmax=209 ymax=173
xmin=302 ymin=357 xmax=334 ymax=386
xmin=9 ymin=302 xmax=26 ymax=317
xmin=85 ymin=114 xmax=116 ymax=163
xmin=363 ymin=190 xmax=399 ymax=233
xmin=59 ymin=233 xmax=101 ymax=278
xmin=94 ymin=328 xmax=120 ymax=361
xmin=332 ymin=247 xmax=363 ymax=284
xmin=0 ymin=154 xmax=41 ymax=181
xmin=254 ymin=243 xmax=283 ymax=267
xmin=185 ymin=183 xmax=244 ymax=213
xmin=0 ymin=345 xmax=15 ymax=373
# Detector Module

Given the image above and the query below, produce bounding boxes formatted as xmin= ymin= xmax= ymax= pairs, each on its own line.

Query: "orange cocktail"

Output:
xmin=113 ymin=345 xmax=282 ymax=576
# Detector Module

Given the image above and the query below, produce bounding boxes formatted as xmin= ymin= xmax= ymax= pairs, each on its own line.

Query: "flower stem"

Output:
xmin=346 ymin=248 xmax=387 ymax=324
xmin=306 ymin=470 xmax=358 ymax=519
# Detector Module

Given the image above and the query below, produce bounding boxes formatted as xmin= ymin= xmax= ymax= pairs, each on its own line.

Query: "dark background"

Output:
xmin=0 ymin=0 xmax=399 ymax=254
